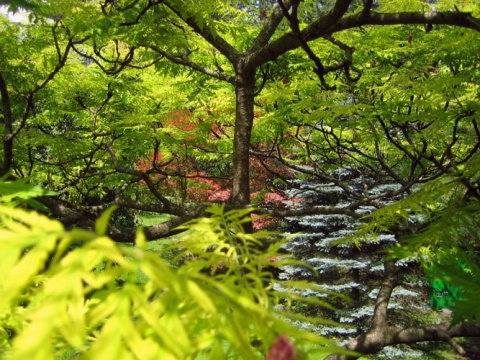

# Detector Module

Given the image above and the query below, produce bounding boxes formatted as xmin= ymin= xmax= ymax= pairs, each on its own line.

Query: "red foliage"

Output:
xmin=264 ymin=192 xmax=287 ymax=203
xmin=136 ymin=108 xmax=295 ymax=211
xmin=251 ymin=214 xmax=278 ymax=230
xmin=207 ymin=189 xmax=231 ymax=202
xmin=166 ymin=109 xmax=194 ymax=132
xmin=186 ymin=172 xmax=231 ymax=202
xmin=266 ymin=335 xmax=297 ymax=360
xmin=249 ymin=156 xmax=293 ymax=194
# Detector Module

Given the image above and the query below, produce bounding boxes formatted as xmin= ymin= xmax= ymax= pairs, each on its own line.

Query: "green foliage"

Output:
xmin=0 ymin=0 xmax=38 ymax=12
xmin=0 ymin=182 xmax=344 ymax=359
xmin=343 ymin=173 xmax=480 ymax=324
xmin=2 ymin=0 xmax=480 ymax=356
xmin=0 ymin=174 xmax=55 ymax=212
xmin=175 ymin=204 xmax=344 ymax=313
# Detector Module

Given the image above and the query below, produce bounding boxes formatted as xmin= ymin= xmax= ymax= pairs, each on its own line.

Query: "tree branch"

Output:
xmin=104 ymin=141 xmax=180 ymax=214
xmin=72 ymin=42 xmax=162 ymax=75
xmin=38 ymin=196 xmax=189 ymax=243
xmin=163 ymin=1 xmax=240 ymax=63
xmin=0 ymin=23 xmax=86 ymax=177
xmin=255 ymin=10 xmax=480 ymax=67
xmin=325 ymin=261 xmax=480 ymax=360
xmin=146 ymin=44 xmax=235 ymax=83
xmin=249 ymin=0 xmax=294 ymax=52
xmin=331 ymin=10 xmax=480 ymax=33
xmin=371 ymin=260 xmax=397 ymax=329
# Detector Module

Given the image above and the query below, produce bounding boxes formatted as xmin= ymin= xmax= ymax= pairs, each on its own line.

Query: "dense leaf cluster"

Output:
xmin=0 ymin=179 xmax=344 ymax=359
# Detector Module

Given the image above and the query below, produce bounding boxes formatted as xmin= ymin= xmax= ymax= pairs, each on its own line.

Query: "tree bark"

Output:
xmin=231 ymin=60 xmax=256 ymax=207
xmin=0 ymin=72 xmax=13 ymax=177
xmin=253 ymin=10 xmax=480 ymax=66
xmin=39 ymin=196 xmax=190 ymax=243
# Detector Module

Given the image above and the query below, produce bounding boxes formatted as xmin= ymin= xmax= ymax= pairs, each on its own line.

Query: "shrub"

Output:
xmin=0 ymin=180 xmax=345 ymax=359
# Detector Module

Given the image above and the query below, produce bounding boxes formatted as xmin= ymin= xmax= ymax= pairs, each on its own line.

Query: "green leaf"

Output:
xmin=95 ymin=206 xmax=118 ymax=236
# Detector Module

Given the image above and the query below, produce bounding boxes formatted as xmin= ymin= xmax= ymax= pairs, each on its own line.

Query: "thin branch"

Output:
xmin=249 ymin=0 xmax=294 ymax=52
xmin=101 ymin=0 xmax=165 ymax=26
xmin=101 ymin=0 xmax=141 ymax=15
xmin=146 ymin=44 xmax=235 ymax=83
xmin=163 ymin=1 xmax=240 ymax=63
xmin=0 ymin=25 xmax=85 ymax=176
xmin=278 ymin=0 xmax=333 ymax=89
xmin=104 ymin=141 xmax=182 ymax=215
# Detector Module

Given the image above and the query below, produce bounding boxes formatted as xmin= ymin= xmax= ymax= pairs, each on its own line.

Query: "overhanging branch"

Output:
xmin=327 ymin=10 xmax=480 ymax=35
xmin=145 ymin=44 xmax=235 ymax=83
xmin=39 ymin=195 xmax=192 ymax=243
xmin=255 ymin=9 xmax=480 ymax=67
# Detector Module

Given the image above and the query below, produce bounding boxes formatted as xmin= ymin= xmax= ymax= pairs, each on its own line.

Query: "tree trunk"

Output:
xmin=231 ymin=62 xmax=255 ymax=207
xmin=0 ymin=72 xmax=13 ymax=177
